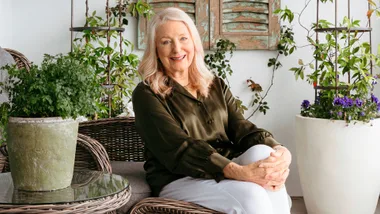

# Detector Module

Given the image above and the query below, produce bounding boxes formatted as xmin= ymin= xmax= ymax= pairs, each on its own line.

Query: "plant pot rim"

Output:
xmin=296 ymin=114 xmax=380 ymax=124
xmin=9 ymin=117 xmax=76 ymax=124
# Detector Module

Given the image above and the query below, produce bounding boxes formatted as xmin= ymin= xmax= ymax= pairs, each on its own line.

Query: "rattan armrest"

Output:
xmin=76 ymin=133 xmax=112 ymax=173
xmin=4 ymin=48 xmax=31 ymax=71
xmin=129 ymin=197 xmax=224 ymax=214
xmin=0 ymin=145 xmax=7 ymax=173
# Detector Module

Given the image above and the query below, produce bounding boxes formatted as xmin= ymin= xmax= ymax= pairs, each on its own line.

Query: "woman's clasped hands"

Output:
xmin=260 ymin=146 xmax=291 ymax=191
xmin=240 ymin=146 xmax=291 ymax=191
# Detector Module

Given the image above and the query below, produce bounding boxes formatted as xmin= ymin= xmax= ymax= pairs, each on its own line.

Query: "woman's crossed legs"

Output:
xmin=160 ymin=145 xmax=291 ymax=214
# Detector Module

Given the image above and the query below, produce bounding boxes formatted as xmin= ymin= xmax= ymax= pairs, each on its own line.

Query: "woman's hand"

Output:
xmin=223 ymin=146 xmax=291 ymax=190
xmin=259 ymin=145 xmax=292 ymax=191
xmin=263 ymin=168 xmax=290 ymax=191
xmin=223 ymin=159 xmax=288 ymax=187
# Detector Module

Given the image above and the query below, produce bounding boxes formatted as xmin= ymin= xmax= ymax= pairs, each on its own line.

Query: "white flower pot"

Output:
xmin=295 ymin=115 xmax=380 ymax=214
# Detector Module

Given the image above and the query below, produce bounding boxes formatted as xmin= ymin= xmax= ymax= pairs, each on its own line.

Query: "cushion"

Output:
xmin=111 ymin=161 xmax=151 ymax=213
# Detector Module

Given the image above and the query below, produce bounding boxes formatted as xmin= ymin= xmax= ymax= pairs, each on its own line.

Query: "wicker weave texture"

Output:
xmin=79 ymin=117 xmax=145 ymax=162
xmin=130 ymin=198 xmax=224 ymax=214
xmin=3 ymin=48 xmax=31 ymax=71
xmin=0 ymin=185 xmax=131 ymax=214
xmin=76 ymin=134 xmax=112 ymax=173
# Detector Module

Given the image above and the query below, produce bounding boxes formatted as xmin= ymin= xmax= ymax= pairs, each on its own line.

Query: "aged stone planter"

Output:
xmin=295 ymin=115 xmax=380 ymax=214
xmin=7 ymin=117 xmax=78 ymax=191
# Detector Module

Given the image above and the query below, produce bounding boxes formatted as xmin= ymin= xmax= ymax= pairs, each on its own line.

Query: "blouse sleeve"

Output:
xmin=219 ymin=78 xmax=281 ymax=152
xmin=132 ymin=84 xmax=231 ymax=181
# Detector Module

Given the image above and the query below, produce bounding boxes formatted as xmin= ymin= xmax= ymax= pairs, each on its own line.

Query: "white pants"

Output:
xmin=159 ymin=145 xmax=291 ymax=214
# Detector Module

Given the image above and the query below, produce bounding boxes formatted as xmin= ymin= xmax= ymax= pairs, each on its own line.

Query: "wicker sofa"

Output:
xmin=0 ymin=48 xmax=220 ymax=213
xmin=79 ymin=117 xmax=222 ymax=214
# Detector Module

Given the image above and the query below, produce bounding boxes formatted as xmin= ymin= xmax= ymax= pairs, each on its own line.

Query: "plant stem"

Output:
xmin=246 ymin=53 xmax=279 ymax=120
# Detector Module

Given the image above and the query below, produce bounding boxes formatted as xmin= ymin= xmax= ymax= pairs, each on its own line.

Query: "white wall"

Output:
xmin=0 ymin=0 xmax=13 ymax=48
xmin=1 ymin=0 xmax=379 ymax=196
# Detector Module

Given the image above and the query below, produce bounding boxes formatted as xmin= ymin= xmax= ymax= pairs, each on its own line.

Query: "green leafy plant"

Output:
xmin=205 ymin=38 xmax=288 ymax=118
xmin=204 ymin=39 xmax=248 ymax=114
xmin=276 ymin=0 xmax=380 ymax=123
xmin=70 ymin=0 xmax=153 ymax=118
xmin=0 ymin=54 xmax=101 ymax=145
xmin=246 ymin=15 xmax=297 ymax=119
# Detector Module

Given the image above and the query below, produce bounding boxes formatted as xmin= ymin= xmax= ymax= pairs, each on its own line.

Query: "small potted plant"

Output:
xmin=276 ymin=1 xmax=380 ymax=213
xmin=0 ymin=54 xmax=100 ymax=191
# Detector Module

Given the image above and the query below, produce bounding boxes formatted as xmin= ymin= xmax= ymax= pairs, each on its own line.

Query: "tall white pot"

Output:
xmin=295 ymin=115 xmax=380 ymax=214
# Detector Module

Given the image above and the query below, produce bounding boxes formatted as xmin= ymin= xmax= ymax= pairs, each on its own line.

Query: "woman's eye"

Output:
xmin=162 ymin=40 xmax=170 ymax=45
xmin=180 ymin=37 xmax=188 ymax=41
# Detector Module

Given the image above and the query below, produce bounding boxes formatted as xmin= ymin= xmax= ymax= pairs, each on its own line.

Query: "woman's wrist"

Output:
xmin=223 ymin=162 xmax=245 ymax=180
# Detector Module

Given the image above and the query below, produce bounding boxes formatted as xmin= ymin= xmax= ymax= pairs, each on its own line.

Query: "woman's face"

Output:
xmin=155 ymin=20 xmax=195 ymax=75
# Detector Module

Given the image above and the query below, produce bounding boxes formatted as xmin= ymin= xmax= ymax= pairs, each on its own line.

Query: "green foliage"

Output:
xmin=368 ymin=0 xmax=380 ymax=18
xmin=205 ymin=39 xmax=236 ymax=79
xmin=0 ymin=54 xmax=101 ymax=144
xmin=279 ymin=0 xmax=380 ymax=123
xmin=204 ymin=39 xmax=249 ymax=114
xmin=244 ymin=8 xmax=298 ymax=119
xmin=204 ymin=39 xmax=247 ymax=114
xmin=71 ymin=0 xmax=153 ymax=118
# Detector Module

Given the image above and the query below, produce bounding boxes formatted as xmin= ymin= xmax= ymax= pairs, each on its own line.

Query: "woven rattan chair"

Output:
xmin=0 ymin=133 xmax=112 ymax=174
xmin=79 ymin=117 xmax=223 ymax=214
xmin=3 ymin=48 xmax=31 ymax=71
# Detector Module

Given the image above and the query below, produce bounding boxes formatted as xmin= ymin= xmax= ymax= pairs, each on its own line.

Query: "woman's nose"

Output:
xmin=172 ymin=41 xmax=181 ymax=53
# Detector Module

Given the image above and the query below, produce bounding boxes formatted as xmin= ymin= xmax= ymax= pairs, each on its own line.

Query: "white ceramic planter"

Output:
xmin=295 ymin=115 xmax=380 ymax=214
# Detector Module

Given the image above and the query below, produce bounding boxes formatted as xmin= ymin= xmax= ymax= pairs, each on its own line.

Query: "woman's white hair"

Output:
xmin=138 ymin=7 xmax=214 ymax=98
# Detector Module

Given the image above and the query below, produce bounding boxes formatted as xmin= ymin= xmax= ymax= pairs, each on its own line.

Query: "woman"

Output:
xmin=132 ymin=7 xmax=292 ymax=214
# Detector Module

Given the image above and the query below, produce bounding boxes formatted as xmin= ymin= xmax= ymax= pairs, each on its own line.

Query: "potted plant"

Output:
xmin=0 ymin=54 xmax=100 ymax=191
xmin=276 ymin=1 xmax=380 ymax=213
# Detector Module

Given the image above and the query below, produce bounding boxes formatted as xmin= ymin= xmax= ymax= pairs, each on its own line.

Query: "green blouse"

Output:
xmin=132 ymin=77 xmax=280 ymax=196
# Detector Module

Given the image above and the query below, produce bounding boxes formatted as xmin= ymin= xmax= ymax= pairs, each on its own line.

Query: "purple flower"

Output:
xmin=333 ymin=97 xmax=344 ymax=106
xmin=377 ymin=102 xmax=380 ymax=111
xmin=355 ymin=98 xmax=363 ymax=107
xmin=301 ymin=100 xmax=310 ymax=109
xmin=360 ymin=111 xmax=365 ymax=116
xmin=337 ymin=111 xmax=343 ymax=117
xmin=343 ymin=96 xmax=353 ymax=108
xmin=371 ymin=94 xmax=379 ymax=103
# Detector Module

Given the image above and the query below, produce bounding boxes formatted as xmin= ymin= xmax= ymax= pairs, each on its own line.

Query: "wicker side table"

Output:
xmin=0 ymin=171 xmax=131 ymax=214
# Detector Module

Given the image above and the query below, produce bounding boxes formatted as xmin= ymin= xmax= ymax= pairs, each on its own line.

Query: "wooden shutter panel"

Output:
xmin=137 ymin=0 xmax=210 ymax=50
xmin=210 ymin=0 xmax=280 ymax=50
